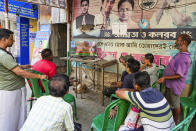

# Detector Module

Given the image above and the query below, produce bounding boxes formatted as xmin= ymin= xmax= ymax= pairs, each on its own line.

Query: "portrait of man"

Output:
xmin=94 ymin=0 xmax=118 ymax=30
xmin=72 ymin=0 xmax=97 ymax=37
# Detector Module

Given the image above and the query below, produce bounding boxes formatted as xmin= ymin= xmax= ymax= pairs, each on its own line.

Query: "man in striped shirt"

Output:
xmin=116 ymin=71 xmax=175 ymax=131
xmin=21 ymin=74 xmax=74 ymax=131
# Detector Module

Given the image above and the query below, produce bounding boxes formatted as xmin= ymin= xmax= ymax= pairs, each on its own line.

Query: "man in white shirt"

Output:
xmin=21 ymin=74 xmax=74 ymax=131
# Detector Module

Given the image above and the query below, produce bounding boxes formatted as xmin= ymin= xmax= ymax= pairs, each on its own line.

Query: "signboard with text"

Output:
xmin=15 ymin=0 xmax=66 ymax=8
xmin=72 ymin=0 xmax=196 ymax=39
xmin=16 ymin=17 xmax=29 ymax=65
xmin=0 ymin=0 xmax=38 ymax=19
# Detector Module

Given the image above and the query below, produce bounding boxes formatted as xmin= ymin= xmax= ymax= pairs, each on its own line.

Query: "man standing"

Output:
xmin=0 ymin=28 xmax=47 ymax=131
xmin=72 ymin=0 xmax=95 ymax=37
xmin=158 ymin=34 xmax=192 ymax=124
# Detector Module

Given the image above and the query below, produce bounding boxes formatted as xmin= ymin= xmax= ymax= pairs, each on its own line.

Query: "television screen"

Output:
xmin=71 ymin=41 xmax=96 ymax=56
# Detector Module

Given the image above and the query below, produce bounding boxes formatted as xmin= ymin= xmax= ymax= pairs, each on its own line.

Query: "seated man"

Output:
xmin=109 ymin=59 xmax=140 ymax=118
xmin=122 ymin=59 xmax=140 ymax=89
xmin=139 ymin=53 xmax=158 ymax=87
xmin=116 ymin=71 xmax=175 ymax=131
xmin=21 ymin=74 xmax=74 ymax=131
xmin=102 ymin=54 xmax=134 ymax=97
xmin=32 ymin=48 xmax=56 ymax=79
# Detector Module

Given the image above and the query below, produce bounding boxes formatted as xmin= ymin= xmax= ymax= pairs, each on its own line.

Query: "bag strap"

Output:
xmin=134 ymin=114 xmax=140 ymax=130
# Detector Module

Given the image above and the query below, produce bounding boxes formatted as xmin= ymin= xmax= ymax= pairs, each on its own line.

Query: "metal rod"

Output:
xmin=4 ymin=0 xmax=9 ymax=29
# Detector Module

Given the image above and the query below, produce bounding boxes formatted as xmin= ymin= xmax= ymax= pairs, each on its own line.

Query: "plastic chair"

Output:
xmin=152 ymin=81 xmax=157 ymax=88
xmin=109 ymin=94 xmax=119 ymax=103
xmin=27 ymin=70 xmax=47 ymax=110
xmin=157 ymin=68 xmax=164 ymax=93
xmin=91 ymin=99 xmax=130 ymax=131
xmin=40 ymin=79 xmax=49 ymax=95
xmin=180 ymin=78 xmax=196 ymax=119
xmin=171 ymin=108 xmax=196 ymax=131
xmin=64 ymin=94 xmax=78 ymax=120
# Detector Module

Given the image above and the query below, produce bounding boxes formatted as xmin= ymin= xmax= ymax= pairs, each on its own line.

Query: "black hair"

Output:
xmin=179 ymin=34 xmax=191 ymax=46
xmin=0 ymin=28 xmax=14 ymax=41
xmin=134 ymin=71 xmax=150 ymax=89
xmin=81 ymin=0 xmax=89 ymax=5
xmin=118 ymin=0 xmax=134 ymax=11
xmin=145 ymin=53 xmax=154 ymax=63
xmin=127 ymin=57 xmax=135 ymax=63
xmin=49 ymin=74 xmax=70 ymax=97
xmin=127 ymin=59 xmax=140 ymax=73
xmin=41 ymin=48 xmax=53 ymax=59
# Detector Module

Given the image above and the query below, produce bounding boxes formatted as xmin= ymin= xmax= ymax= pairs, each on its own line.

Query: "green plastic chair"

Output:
xmin=171 ymin=108 xmax=196 ymax=131
xmin=64 ymin=94 xmax=77 ymax=120
xmin=26 ymin=70 xmax=48 ymax=110
xmin=152 ymin=81 xmax=157 ymax=88
xmin=180 ymin=78 xmax=196 ymax=119
xmin=27 ymin=70 xmax=78 ymax=120
xmin=40 ymin=79 xmax=50 ymax=95
xmin=109 ymin=94 xmax=119 ymax=103
xmin=157 ymin=68 xmax=164 ymax=93
xmin=91 ymin=99 xmax=130 ymax=131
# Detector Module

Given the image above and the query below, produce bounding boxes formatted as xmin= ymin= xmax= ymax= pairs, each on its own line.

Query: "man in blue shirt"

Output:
xmin=102 ymin=55 xmax=134 ymax=97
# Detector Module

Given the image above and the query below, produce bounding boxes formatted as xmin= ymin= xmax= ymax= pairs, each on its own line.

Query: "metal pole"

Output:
xmin=4 ymin=0 xmax=9 ymax=29
xmin=4 ymin=0 xmax=11 ymax=52
xmin=66 ymin=0 xmax=71 ymax=76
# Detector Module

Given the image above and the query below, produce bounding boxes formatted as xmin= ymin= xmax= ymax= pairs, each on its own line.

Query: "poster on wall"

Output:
xmin=94 ymin=39 xmax=196 ymax=84
xmin=31 ymin=31 xmax=50 ymax=65
xmin=72 ymin=0 xmax=196 ymax=39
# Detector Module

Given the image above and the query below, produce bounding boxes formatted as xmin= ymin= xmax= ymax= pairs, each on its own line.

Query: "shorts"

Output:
xmin=165 ymin=88 xmax=180 ymax=109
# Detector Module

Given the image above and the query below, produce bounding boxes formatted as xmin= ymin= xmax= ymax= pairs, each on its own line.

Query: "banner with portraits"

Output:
xmin=72 ymin=0 xmax=196 ymax=39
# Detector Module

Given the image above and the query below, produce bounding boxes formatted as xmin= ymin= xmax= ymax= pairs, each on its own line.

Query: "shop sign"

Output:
xmin=0 ymin=0 xmax=38 ymax=19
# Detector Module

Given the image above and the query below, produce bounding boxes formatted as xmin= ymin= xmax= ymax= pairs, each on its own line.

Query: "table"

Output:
xmin=60 ymin=56 xmax=119 ymax=105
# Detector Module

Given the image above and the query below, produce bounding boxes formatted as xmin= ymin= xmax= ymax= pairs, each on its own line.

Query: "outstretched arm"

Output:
xmin=157 ymin=74 xmax=181 ymax=83
xmin=115 ymin=88 xmax=134 ymax=100
xmin=12 ymin=66 xmax=47 ymax=79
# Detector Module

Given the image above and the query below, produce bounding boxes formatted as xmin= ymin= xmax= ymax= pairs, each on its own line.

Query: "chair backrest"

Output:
xmin=27 ymin=69 xmax=45 ymax=98
xmin=102 ymin=99 xmax=130 ymax=131
xmin=27 ymin=77 xmax=43 ymax=98
xmin=171 ymin=108 xmax=196 ymax=131
xmin=152 ymin=81 xmax=157 ymax=88
xmin=157 ymin=68 xmax=164 ymax=79
xmin=157 ymin=68 xmax=165 ymax=92
xmin=189 ymin=59 xmax=196 ymax=101
xmin=40 ymin=79 xmax=49 ymax=95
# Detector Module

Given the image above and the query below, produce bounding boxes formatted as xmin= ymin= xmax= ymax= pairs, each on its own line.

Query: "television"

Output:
xmin=71 ymin=41 xmax=97 ymax=56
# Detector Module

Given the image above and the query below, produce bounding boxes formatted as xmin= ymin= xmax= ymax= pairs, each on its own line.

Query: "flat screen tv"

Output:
xmin=71 ymin=41 xmax=97 ymax=56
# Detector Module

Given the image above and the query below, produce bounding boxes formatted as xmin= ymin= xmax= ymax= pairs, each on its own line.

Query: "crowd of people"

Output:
xmin=0 ymin=27 xmax=192 ymax=131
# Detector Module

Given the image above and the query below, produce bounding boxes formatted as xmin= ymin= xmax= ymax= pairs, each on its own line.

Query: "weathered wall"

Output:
xmin=71 ymin=0 xmax=196 ymax=96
